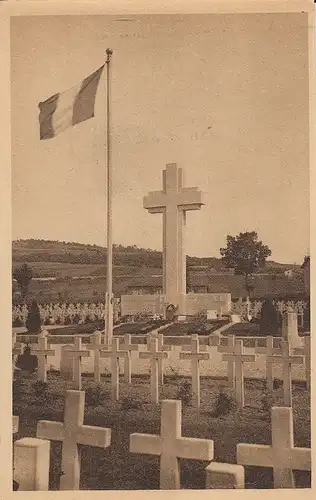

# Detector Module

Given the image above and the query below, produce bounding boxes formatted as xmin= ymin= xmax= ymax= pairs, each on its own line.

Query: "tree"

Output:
xmin=13 ymin=263 xmax=33 ymax=300
xmin=220 ymin=232 xmax=271 ymax=296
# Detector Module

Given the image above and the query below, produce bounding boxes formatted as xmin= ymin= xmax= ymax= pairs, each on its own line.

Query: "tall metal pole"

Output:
xmin=105 ymin=48 xmax=113 ymax=345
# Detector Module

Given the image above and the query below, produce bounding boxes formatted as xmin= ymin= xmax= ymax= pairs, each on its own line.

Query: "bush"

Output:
xmin=12 ymin=378 xmax=27 ymax=402
xmin=175 ymin=379 xmax=191 ymax=406
xmin=85 ymin=384 xmax=108 ymax=407
xmin=32 ymin=380 xmax=48 ymax=398
xmin=211 ymin=386 xmax=236 ymax=417
xmin=64 ymin=315 xmax=72 ymax=325
xmin=120 ymin=397 xmax=142 ymax=411
xmin=72 ymin=314 xmax=81 ymax=324
xmin=261 ymin=390 xmax=273 ymax=414
xmin=12 ymin=318 xmax=23 ymax=327
xmin=26 ymin=300 xmax=41 ymax=333
xmin=273 ymin=379 xmax=282 ymax=390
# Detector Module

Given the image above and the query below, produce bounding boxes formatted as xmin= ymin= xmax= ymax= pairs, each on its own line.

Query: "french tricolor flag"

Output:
xmin=38 ymin=65 xmax=104 ymax=140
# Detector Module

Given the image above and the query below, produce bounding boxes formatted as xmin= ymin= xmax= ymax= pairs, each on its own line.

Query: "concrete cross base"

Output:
xmin=205 ymin=462 xmax=245 ymax=489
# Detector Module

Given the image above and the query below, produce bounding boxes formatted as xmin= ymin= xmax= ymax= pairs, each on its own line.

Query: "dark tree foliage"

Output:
xmin=220 ymin=231 xmax=271 ymax=296
xmin=12 ymin=263 xmax=33 ymax=299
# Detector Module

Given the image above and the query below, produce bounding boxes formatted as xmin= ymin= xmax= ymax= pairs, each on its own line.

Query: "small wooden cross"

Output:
xmin=130 ymin=399 xmax=214 ymax=489
xmin=122 ymin=333 xmax=138 ymax=383
xmin=268 ymin=340 xmax=304 ymax=406
xmin=217 ymin=335 xmax=236 ymax=389
xmin=139 ymin=337 xmax=168 ymax=403
xmin=255 ymin=336 xmax=282 ymax=392
xmin=100 ymin=337 xmax=130 ymax=400
xmin=222 ymin=339 xmax=256 ymax=408
xmin=179 ymin=334 xmax=210 ymax=408
xmin=67 ymin=337 xmax=91 ymax=390
xmin=31 ymin=337 xmax=55 ymax=382
xmin=37 ymin=390 xmax=111 ymax=490
xmin=237 ymin=406 xmax=311 ymax=488
xmin=294 ymin=336 xmax=311 ymax=390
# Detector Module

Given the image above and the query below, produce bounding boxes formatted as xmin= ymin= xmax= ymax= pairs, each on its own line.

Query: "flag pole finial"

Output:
xmin=106 ymin=48 xmax=113 ymax=63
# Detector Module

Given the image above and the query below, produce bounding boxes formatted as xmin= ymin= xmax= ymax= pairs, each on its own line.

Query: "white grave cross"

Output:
xmin=294 ymin=336 xmax=311 ymax=390
xmin=89 ymin=331 xmax=104 ymax=383
xmin=122 ymin=333 xmax=139 ymax=383
xmin=267 ymin=340 xmax=303 ymax=406
xmin=37 ymin=390 xmax=111 ymax=490
xmin=130 ymin=399 xmax=214 ymax=489
xmin=255 ymin=336 xmax=282 ymax=392
xmin=147 ymin=332 xmax=172 ymax=385
xmin=67 ymin=337 xmax=91 ymax=390
xmin=180 ymin=334 xmax=210 ymax=408
xmin=139 ymin=337 xmax=168 ymax=403
xmin=222 ymin=339 xmax=256 ymax=408
xmin=237 ymin=406 xmax=311 ymax=488
xmin=144 ymin=163 xmax=204 ymax=311
xmin=218 ymin=335 xmax=236 ymax=389
xmin=31 ymin=336 xmax=55 ymax=382
xmin=100 ymin=337 xmax=130 ymax=400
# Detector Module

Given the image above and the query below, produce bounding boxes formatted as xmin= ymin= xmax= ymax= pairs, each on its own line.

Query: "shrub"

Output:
xmin=211 ymin=386 xmax=236 ymax=417
xmin=175 ymin=379 xmax=191 ymax=406
xmin=73 ymin=314 xmax=81 ymax=324
xmin=32 ymin=380 xmax=48 ymax=398
xmin=64 ymin=315 xmax=72 ymax=325
xmin=85 ymin=384 xmax=108 ymax=407
xmin=12 ymin=378 xmax=26 ymax=402
xmin=25 ymin=299 xmax=41 ymax=333
xmin=12 ymin=318 xmax=23 ymax=327
xmin=120 ymin=396 xmax=142 ymax=411
xmin=273 ymin=379 xmax=282 ymax=390
xmin=261 ymin=390 xmax=273 ymax=414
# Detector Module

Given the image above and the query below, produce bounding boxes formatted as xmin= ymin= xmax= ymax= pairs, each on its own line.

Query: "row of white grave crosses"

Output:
xmin=13 ymin=391 xmax=311 ymax=490
xmin=15 ymin=332 xmax=309 ymax=407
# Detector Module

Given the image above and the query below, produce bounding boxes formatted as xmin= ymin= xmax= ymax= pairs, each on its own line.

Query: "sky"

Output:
xmin=11 ymin=13 xmax=310 ymax=264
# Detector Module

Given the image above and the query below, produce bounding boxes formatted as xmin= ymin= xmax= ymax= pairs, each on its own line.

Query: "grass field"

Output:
xmin=13 ymin=374 xmax=311 ymax=490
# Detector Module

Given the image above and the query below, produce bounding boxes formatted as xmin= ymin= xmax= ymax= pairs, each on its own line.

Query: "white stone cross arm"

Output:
xmin=37 ymin=391 xmax=111 ymax=490
xmin=237 ymin=406 xmax=311 ymax=488
xmin=130 ymin=399 xmax=214 ymax=489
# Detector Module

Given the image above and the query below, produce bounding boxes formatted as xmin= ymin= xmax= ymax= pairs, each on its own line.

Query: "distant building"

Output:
xmin=301 ymin=256 xmax=310 ymax=294
xmin=284 ymin=269 xmax=294 ymax=278
xmin=126 ymin=276 xmax=163 ymax=295
xmin=125 ymin=272 xmax=306 ymax=299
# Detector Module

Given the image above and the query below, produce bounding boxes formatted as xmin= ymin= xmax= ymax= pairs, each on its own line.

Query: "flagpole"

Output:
xmin=105 ymin=48 xmax=113 ymax=345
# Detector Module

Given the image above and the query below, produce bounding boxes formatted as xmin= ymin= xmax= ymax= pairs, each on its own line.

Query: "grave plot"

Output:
xmin=12 ymin=373 xmax=311 ymax=490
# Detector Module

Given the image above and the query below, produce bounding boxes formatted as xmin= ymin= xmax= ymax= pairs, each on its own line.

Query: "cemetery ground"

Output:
xmin=13 ymin=372 xmax=311 ymax=490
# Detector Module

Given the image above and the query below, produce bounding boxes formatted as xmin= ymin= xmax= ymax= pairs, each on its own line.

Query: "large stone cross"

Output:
xmin=144 ymin=163 xmax=204 ymax=312
xmin=237 ymin=406 xmax=311 ymax=488
xmin=37 ymin=390 xmax=111 ymax=490
xmin=130 ymin=399 xmax=214 ymax=489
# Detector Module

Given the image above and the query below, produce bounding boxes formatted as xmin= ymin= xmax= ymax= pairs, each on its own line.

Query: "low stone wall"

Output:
xmin=31 ymin=341 xmax=305 ymax=381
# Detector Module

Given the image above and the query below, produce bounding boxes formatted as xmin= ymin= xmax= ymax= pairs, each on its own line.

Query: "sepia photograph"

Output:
xmin=7 ymin=1 xmax=312 ymax=493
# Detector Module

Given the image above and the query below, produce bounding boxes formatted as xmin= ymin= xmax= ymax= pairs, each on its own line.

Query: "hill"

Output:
xmin=12 ymin=239 xmax=298 ymax=277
